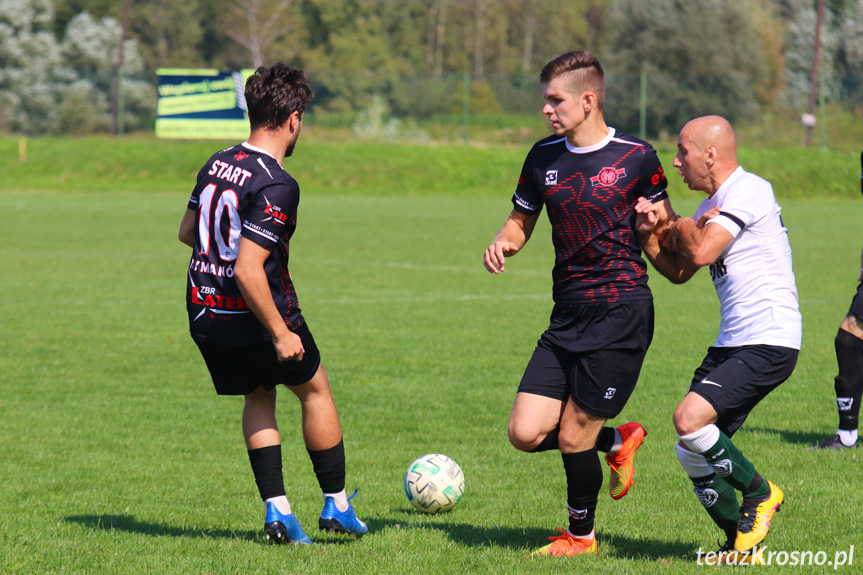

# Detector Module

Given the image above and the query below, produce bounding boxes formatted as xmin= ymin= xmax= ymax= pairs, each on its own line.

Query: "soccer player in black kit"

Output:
xmin=811 ymin=149 xmax=863 ymax=450
xmin=483 ymin=51 xmax=672 ymax=557
xmin=178 ymin=63 xmax=367 ymax=544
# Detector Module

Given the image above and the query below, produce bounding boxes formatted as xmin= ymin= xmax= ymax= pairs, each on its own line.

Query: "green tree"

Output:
xmin=61 ymin=10 xmax=153 ymax=133
xmin=52 ymin=0 xmax=115 ymax=35
xmin=602 ymin=0 xmax=781 ymax=136
xmin=300 ymin=0 xmax=424 ymax=112
xmin=131 ymin=0 xmax=205 ymax=69
xmin=782 ymin=0 xmax=840 ymax=110
xmin=0 ymin=0 xmax=65 ymax=133
xmin=217 ymin=0 xmax=306 ymax=69
xmin=838 ymin=0 xmax=863 ymax=104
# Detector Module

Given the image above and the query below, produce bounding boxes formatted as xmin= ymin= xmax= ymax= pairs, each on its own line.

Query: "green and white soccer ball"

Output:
xmin=404 ymin=453 xmax=465 ymax=514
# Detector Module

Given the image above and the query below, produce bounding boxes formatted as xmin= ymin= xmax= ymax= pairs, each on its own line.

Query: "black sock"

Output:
xmin=561 ymin=449 xmax=602 ymax=536
xmin=835 ymin=329 xmax=863 ymax=431
xmin=740 ymin=471 xmax=770 ymax=501
xmin=529 ymin=427 xmax=560 ymax=452
xmin=594 ymin=427 xmax=616 ymax=453
xmin=307 ymin=439 xmax=346 ymax=494
xmin=248 ymin=445 xmax=285 ymax=501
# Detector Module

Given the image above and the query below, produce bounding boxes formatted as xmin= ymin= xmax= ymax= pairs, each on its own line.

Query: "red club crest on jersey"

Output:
xmin=590 ymin=167 xmax=626 ymax=187
xmin=234 ymin=151 xmax=249 ymax=162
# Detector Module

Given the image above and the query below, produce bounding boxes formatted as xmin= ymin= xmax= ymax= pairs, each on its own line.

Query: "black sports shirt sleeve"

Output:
xmin=512 ymin=151 xmax=543 ymax=215
xmin=187 ymin=165 xmax=209 ymax=211
xmin=636 ymin=146 xmax=669 ymax=203
xmin=241 ymin=180 xmax=299 ymax=249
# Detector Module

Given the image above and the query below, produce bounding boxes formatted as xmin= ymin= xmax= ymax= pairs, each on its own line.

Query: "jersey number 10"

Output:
xmin=197 ymin=183 xmax=241 ymax=262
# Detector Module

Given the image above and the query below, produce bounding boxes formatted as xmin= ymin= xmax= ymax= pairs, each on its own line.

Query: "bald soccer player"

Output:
xmin=635 ymin=116 xmax=801 ymax=564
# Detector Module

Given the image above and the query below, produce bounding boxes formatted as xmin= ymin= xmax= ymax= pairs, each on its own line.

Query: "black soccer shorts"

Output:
xmin=195 ymin=322 xmax=322 ymax=396
xmin=518 ymin=299 xmax=654 ymax=419
xmin=687 ymin=345 xmax=798 ymax=436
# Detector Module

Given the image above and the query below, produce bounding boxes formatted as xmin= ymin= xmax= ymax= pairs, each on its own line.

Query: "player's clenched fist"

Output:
xmin=274 ymin=330 xmax=305 ymax=362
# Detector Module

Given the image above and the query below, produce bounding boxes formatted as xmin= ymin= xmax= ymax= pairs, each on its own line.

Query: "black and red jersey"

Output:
xmin=512 ymin=129 xmax=668 ymax=304
xmin=185 ymin=142 xmax=303 ymax=344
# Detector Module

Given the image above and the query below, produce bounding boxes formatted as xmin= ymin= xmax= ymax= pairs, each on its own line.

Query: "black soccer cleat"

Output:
xmin=808 ymin=435 xmax=859 ymax=450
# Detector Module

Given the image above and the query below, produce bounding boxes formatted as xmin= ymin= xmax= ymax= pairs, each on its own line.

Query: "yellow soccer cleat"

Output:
xmin=605 ymin=422 xmax=647 ymax=499
xmin=715 ymin=543 xmax=766 ymax=565
xmin=735 ymin=480 xmax=783 ymax=552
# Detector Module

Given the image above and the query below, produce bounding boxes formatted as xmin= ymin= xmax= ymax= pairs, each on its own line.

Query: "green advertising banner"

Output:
xmin=155 ymin=68 xmax=254 ymax=140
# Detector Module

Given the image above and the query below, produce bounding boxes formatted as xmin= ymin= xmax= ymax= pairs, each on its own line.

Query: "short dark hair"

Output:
xmin=245 ymin=63 xmax=313 ymax=131
xmin=540 ymin=51 xmax=605 ymax=110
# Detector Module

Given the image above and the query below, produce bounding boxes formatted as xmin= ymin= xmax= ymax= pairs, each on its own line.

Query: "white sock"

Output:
xmin=324 ymin=489 xmax=349 ymax=512
xmin=608 ymin=429 xmax=624 ymax=454
xmin=837 ymin=428 xmax=858 ymax=447
xmin=566 ymin=529 xmax=595 ymax=540
xmin=676 ymin=444 xmax=712 ymax=478
xmin=679 ymin=424 xmax=721 ymax=454
xmin=266 ymin=495 xmax=291 ymax=515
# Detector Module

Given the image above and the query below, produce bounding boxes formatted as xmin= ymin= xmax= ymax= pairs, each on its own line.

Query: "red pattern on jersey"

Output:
xmin=542 ymin=146 xmax=645 ymax=303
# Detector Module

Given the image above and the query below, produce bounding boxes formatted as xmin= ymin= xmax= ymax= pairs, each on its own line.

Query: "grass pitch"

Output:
xmin=0 ymin=140 xmax=861 ymax=574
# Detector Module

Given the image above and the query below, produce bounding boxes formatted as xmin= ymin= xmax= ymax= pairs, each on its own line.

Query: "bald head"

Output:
xmin=682 ymin=116 xmax=737 ymax=163
xmin=674 ymin=115 xmax=740 ymax=196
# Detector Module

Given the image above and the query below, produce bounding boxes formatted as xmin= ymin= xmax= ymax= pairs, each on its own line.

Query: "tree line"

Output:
xmin=2 ymin=0 xmax=862 ymax=136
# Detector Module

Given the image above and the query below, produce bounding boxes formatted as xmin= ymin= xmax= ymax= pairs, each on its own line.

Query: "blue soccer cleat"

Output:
xmin=318 ymin=488 xmax=368 ymax=537
xmin=264 ymin=502 xmax=313 ymax=545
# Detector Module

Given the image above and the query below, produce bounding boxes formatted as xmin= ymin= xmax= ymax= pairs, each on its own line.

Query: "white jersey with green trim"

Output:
xmin=694 ymin=166 xmax=802 ymax=350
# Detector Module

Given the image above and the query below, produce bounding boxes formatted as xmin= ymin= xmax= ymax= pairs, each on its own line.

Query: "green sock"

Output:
xmin=700 ymin=430 xmax=758 ymax=495
xmin=691 ymin=473 xmax=740 ymax=546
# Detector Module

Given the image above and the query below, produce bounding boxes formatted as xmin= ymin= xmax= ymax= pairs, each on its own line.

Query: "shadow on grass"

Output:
xmin=65 ymin=514 xmax=257 ymax=541
xmin=744 ymin=426 xmax=826 ymax=447
xmin=67 ymin=513 xmax=699 ymax=559
xmin=64 ymin=514 xmax=351 ymax=545
xmin=375 ymin=512 xmax=697 ymax=560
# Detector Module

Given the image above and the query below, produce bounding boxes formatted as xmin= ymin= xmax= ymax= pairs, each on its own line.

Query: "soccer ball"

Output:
xmin=404 ymin=453 xmax=465 ymax=514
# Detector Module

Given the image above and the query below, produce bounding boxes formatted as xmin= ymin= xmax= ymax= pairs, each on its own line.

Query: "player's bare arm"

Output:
xmin=484 ymin=210 xmax=539 ymax=274
xmin=634 ymin=198 xmax=697 ymax=284
xmin=671 ymin=216 xmax=734 ymax=267
xmin=635 ymin=197 xmax=677 ymax=246
xmin=234 ymin=237 xmax=305 ymax=362
xmin=178 ymin=208 xmax=196 ymax=248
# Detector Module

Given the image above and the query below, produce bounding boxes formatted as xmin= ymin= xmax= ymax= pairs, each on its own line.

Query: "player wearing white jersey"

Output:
xmin=636 ymin=116 xmax=800 ymax=563
xmin=692 ymin=167 xmax=801 ymax=350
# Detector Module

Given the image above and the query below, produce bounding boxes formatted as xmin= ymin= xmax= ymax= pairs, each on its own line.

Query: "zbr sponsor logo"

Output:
xmin=263 ymin=194 xmax=289 ymax=226
xmin=545 ymin=170 xmax=558 ymax=186
xmin=590 ymin=167 xmax=626 ymax=187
